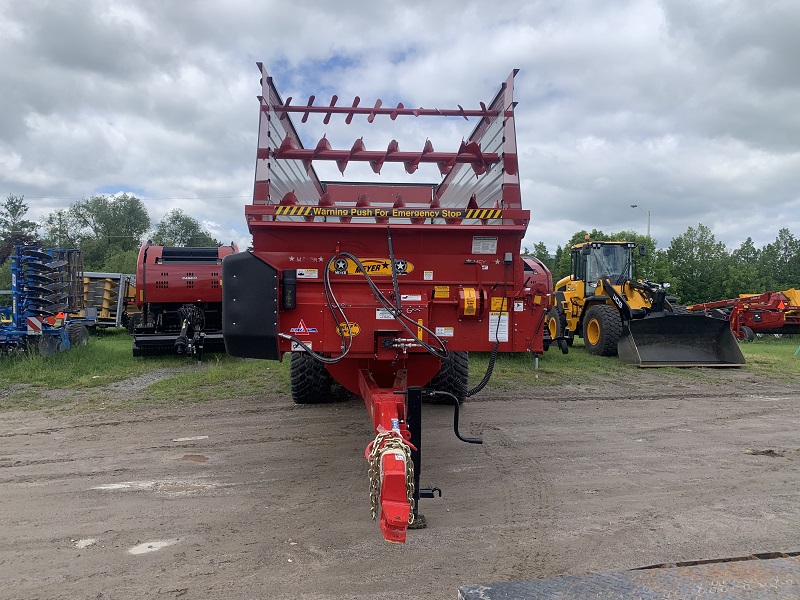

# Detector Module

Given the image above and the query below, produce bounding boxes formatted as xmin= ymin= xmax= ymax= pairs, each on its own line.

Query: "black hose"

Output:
xmin=466 ymin=260 xmax=509 ymax=397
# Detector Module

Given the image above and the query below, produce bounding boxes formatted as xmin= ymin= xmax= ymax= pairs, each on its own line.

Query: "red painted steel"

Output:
xmin=688 ymin=289 xmax=800 ymax=339
xmin=135 ymin=244 xmax=236 ymax=308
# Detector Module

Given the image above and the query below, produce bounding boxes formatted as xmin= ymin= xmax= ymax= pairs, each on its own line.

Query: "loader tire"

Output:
xmin=582 ymin=304 xmax=622 ymax=356
xmin=290 ymin=351 xmax=332 ymax=404
xmin=546 ymin=307 xmax=571 ymax=353
xmin=546 ymin=307 xmax=566 ymax=340
xmin=427 ymin=351 xmax=469 ymax=404
xmin=66 ymin=322 xmax=90 ymax=348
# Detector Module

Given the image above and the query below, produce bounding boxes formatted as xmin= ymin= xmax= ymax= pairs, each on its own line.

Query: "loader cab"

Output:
xmin=574 ymin=242 xmax=633 ymax=295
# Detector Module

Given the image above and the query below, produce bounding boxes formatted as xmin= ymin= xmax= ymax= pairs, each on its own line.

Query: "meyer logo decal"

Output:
xmin=330 ymin=258 xmax=414 ymax=276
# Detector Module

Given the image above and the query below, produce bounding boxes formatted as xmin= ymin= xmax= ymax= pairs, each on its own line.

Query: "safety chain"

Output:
xmin=367 ymin=431 xmax=416 ymax=525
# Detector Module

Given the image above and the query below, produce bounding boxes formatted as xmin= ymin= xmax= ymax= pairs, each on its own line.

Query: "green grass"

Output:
xmin=1 ymin=328 xmax=797 ymax=412
xmin=735 ymin=335 xmax=800 ymax=381
xmin=1 ymin=329 xmax=179 ymax=388
xmin=139 ymin=357 xmax=289 ymax=405
xmin=0 ymin=328 xmax=289 ymax=411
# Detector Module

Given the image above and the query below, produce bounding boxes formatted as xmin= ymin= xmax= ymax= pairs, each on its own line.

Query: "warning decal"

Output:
xmin=275 ymin=206 xmax=503 ymax=220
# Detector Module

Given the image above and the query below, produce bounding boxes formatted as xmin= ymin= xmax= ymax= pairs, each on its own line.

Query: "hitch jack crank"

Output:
xmin=405 ymin=387 xmax=483 ymax=529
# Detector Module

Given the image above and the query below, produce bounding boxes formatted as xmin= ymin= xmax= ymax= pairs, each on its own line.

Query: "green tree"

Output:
xmin=0 ymin=194 xmax=39 ymax=264
xmin=725 ymin=237 xmax=763 ymax=297
xmin=152 ymin=209 xmax=218 ymax=247
xmin=666 ymin=224 xmax=731 ymax=304
xmin=41 ymin=194 xmax=150 ymax=270
xmin=0 ymin=259 xmax=10 ymax=306
xmin=101 ymin=249 xmax=138 ymax=274
xmin=40 ymin=209 xmax=79 ymax=248
xmin=769 ymin=228 xmax=800 ymax=289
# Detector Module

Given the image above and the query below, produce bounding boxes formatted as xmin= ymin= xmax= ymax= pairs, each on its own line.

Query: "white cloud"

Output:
xmin=1 ymin=0 xmax=798 ymax=257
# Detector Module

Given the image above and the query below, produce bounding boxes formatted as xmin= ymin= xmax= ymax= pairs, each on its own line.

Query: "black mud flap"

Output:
xmin=617 ymin=313 xmax=745 ymax=367
xmin=222 ymin=251 xmax=280 ymax=360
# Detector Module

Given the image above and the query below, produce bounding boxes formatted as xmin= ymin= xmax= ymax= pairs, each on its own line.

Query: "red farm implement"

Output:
xmin=688 ymin=289 xmax=800 ymax=341
xmin=131 ymin=242 xmax=239 ymax=359
xmin=222 ymin=64 xmax=553 ymax=543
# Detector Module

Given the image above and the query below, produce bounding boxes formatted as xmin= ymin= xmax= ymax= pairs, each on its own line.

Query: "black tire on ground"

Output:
xmin=582 ymin=304 xmax=622 ymax=356
xmin=546 ymin=307 xmax=570 ymax=354
xmin=546 ymin=307 xmax=566 ymax=340
xmin=66 ymin=322 xmax=90 ymax=348
xmin=290 ymin=352 xmax=332 ymax=404
xmin=427 ymin=351 xmax=469 ymax=404
xmin=740 ymin=325 xmax=755 ymax=342
xmin=126 ymin=313 xmax=142 ymax=334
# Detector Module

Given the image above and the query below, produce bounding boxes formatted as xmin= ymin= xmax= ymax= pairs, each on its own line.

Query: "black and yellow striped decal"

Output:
xmin=464 ymin=209 xmax=502 ymax=219
xmin=275 ymin=206 xmax=314 ymax=216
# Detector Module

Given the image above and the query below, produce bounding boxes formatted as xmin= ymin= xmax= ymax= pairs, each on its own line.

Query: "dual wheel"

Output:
xmin=289 ymin=351 xmax=470 ymax=405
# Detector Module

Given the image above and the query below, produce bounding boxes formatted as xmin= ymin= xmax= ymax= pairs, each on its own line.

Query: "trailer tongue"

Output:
xmin=223 ymin=64 xmax=552 ymax=542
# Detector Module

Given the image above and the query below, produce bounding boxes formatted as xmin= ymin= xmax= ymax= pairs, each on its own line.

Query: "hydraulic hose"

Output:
xmin=465 ymin=259 xmax=509 ymax=398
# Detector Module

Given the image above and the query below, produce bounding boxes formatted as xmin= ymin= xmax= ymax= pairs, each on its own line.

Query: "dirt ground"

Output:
xmin=1 ymin=365 xmax=799 ymax=600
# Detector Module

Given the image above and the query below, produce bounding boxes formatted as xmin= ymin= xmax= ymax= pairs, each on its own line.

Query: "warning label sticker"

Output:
xmin=472 ymin=236 xmax=498 ymax=254
xmin=433 ymin=285 xmax=450 ymax=298
xmin=488 ymin=312 xmax=509 ymax=343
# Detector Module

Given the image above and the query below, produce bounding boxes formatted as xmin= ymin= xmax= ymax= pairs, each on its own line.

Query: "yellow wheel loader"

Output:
xmin=547 ymin=240 xmax=744 ymax=367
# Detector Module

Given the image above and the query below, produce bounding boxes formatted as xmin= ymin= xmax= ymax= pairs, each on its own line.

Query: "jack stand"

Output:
xmin=407 ymin=386 xmax=441 ymax=528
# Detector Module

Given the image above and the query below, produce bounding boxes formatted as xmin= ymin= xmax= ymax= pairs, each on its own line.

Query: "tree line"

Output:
xmin=0 ymin=194 xmax=219 ymax=292
xmin=3 ymin=193 xmax=798 ymax=306
xmin=526 ymin=225 xmax=800 ymax=305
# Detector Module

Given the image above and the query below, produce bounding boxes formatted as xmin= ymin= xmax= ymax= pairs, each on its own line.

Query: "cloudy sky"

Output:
xmin=2 ymin=0 xmax=798 ymax=254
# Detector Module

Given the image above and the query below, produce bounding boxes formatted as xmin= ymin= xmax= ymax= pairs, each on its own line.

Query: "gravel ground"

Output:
xmin=0 ymin=366 xmax=798 ymax=599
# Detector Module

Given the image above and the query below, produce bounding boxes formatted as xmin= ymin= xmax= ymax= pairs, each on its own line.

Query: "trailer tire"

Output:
xmin=582 ymin=304 xmax=622 ymax=356
xmin=740 ymin=325 xmax=755 ymax=342
xmin=290 ymin=352 xmax=332 ymax=404
xmin=427 ymin=351 xmax=469 ymax=404
xmin=66 ymin=322 xmax=90 ymax=348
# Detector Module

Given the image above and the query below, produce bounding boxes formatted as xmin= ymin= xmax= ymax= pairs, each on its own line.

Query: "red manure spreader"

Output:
xmin=222 ymin=64 xmax=553 ymax=542
xmin=131 ymin=241 xmax=238 ymax=358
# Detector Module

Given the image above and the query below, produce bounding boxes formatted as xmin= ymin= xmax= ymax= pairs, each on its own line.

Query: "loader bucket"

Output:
xmin=617 ymin=313 xmax=745 ymax=367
